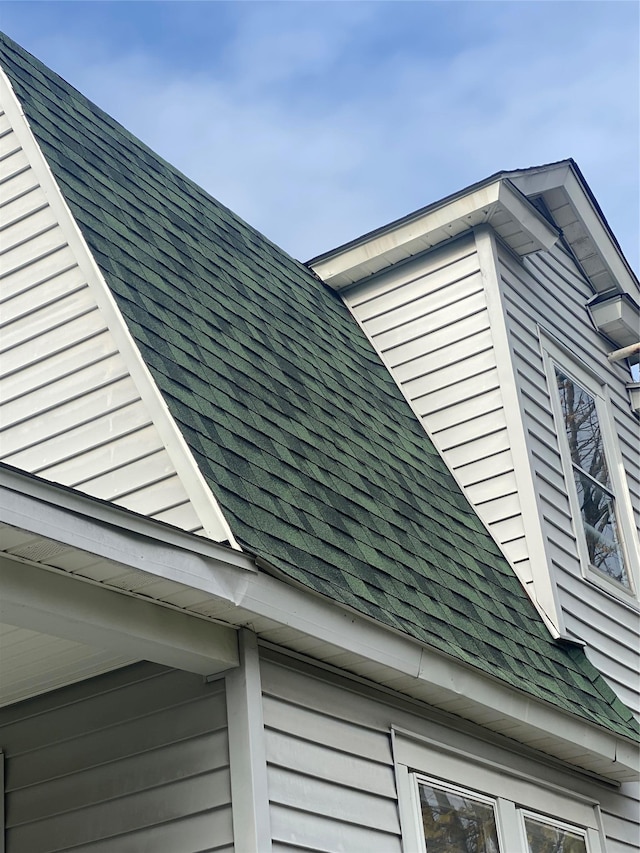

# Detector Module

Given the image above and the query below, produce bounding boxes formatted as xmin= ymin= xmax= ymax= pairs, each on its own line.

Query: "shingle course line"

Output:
xmin=1 ymin=32 xmax=636 ymax=741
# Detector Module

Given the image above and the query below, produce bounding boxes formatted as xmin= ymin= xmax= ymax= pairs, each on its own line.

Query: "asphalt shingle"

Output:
xmin=1 ymin=32 xmax=637 ymax=741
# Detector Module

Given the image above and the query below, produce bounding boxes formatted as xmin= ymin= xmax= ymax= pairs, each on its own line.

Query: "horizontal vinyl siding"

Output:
xmin=261 ymin=660 xmax=401 ymax=852
xmin=0 ymin=103 xmax=202 ymax=533
xmin=259 ymin=652 xmax=638 ymax=853
xmin=345 ymin=237 xmax=529 ymax=579
xmin=0 ymin=663 xmax=232 ymax=853
xmin=497 ymin=242 xmax=640 ymax=716
xmin=599 ymin=782 xmax=640 ymax=853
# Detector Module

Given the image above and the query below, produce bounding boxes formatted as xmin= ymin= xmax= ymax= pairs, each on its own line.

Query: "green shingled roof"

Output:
xmin=1 ymin=32 xmax=637 ymax=741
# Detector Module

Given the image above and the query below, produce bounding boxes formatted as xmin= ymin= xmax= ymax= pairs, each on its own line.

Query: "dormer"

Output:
xmin=310 ymin=160 xmax=640 ymax=716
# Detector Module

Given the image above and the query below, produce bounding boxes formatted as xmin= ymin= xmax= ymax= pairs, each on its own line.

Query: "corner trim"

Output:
xmin=226 ymin=630 xmax=272 ymax=852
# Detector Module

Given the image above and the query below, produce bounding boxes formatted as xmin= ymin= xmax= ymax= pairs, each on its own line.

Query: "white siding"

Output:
xmin=344 ymin=230 xmax=638 ymax=713
xmin=261 ymin=658 xmax=402 ymax=852
xmin=497 ymin=240 xmax=640 ymax=715
xmin=260 ymin=651 xmax=638 ymax=853
xmin=0 ymin=663 xmax=232 ymax=853
xmin=0 ymin=103 xmax=203 ymax=534
xmin=342 ymin=230 xmax=638 ymax=846
xmin=345 ymin=237 xmax=532 ymax=586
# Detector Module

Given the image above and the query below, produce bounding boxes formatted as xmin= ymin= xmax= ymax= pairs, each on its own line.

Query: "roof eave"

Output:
xmin=1 ymin=466 xmax=637 ymax=783
xmin=505 ymin=160 xmax=640 ymax=297
xmin=309 ymin=178 xmax=560 ymax=292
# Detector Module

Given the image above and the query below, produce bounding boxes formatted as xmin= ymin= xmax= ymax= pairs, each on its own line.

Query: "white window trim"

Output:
xmin=519 ymin=808 xmax=599 ymax=853
xmin=413 ymin=776 xmax=600 ymax=853
xmin=541 ymin=335 xmax=639 ymax=602
xmin=392 ymin=726 xmax=606 ymax=853
xmin=412 ymin=773 xmax=506 ymax=853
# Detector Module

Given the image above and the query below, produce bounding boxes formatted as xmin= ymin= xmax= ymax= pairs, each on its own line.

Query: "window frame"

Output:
xmin=392 ymin=727 xmax=606 ymax=853
xmin=411 ymin=773 xmax=504 ymax=853
xmin=519 ymin=808 xmax=591 ymax=853
xmin=541 ymin=337 xmax=639 ymax=601
xmin=412 ymin=774 xmax=596 ymax=853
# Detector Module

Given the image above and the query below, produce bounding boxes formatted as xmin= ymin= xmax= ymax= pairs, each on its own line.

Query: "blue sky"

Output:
xmin=1 ymin=1 xmax=638 ymax=269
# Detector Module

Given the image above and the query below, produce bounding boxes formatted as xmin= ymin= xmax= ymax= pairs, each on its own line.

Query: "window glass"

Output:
xmin=573 ymin=473 xmax=626 ymax=583
xmin=524 ymin=815 xmax=587 ymax=853
xmin=418 ymin=781 xmax=500 ymax=853
xmin=556 ymin=371 xmax=610 ymax=487
xmin=555 ymin=368 xmax=630 ymax=588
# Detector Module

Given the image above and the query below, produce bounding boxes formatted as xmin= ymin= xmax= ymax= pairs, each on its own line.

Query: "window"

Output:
xmin=554 ymin=368 xmax=629 ymax=588
xmin=541 ymin=336 xmax=638 ymax=598
xmin=413 ymin=776 xmax=593 ymax=853
xmin=417 ymin=778 xmax=500 ymax=853
xmin=393 ymin=729 xmax=605 ymax=853
xmin=522 ymin=811 xmax=588 ymax=853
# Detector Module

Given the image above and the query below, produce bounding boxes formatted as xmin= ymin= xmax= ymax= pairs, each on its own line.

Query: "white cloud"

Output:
xmin=4 ymin=2 xmax=638 ymax=267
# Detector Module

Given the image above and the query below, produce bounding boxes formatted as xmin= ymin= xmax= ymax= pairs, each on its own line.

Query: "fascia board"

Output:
xmin=1 ymin=468 xmax=636 ymax=780
xmin=0 ymin=67 xmax=240 ymax=547
xmin=311 ymin=180 xmax=558 ymax=292
xmin=507 ymin=162 xmax=573 ymax=195
xmin=497 ymin=180 xmax=560 ymax=252
xmin=0 ymin=467 xmax=256 ymax=599
xmin=562 ymin=169 xmax=640 ymax=295
xmin=509 ymin=164 xmax=640 ymax=297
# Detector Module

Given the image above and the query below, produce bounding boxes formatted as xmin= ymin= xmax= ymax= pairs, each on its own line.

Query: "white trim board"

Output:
xmin=507 ymin=162 xmax=639 ymax=298
xmin=0 ymin=66 xmax=239 ymax=547
xmin=475 ymin=225 xmax=566 ymax=635
xmin=226 ymin=630 xmax=272 ymax=852
xmin=0 ymin=554 xmax=238 ymax=676
xmin=311 ymin=179 xmax=559 ymax=291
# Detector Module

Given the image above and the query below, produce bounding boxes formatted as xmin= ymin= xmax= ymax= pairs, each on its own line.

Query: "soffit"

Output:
xmin=310 ymin=179 xmax=560 ymax=291
xmin=505 ymin=161 xmax=640 ymax=298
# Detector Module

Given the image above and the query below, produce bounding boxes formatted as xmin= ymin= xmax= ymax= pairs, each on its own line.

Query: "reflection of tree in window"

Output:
xmin=419 ymin=783 xmax=500 ymax=853
xmin=555 ymin=369 xmax=629 ymax=588
xmin=525 ymin=815 xmax=587 ymax=853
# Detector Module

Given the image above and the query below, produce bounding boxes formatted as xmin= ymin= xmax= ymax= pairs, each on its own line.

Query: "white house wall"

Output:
xmin=259 ymin=650 xmax=639 ymax=853
xmin=0 ymin=663 xmax=232 ymax=852
xmin=344 ymin=236 xmax=538 ymax=602
xmin=261 ymin=655 xmax=402 ymax=852
xmin=0 ymin=91 xmax=220 ymax=537
xmin=496 ymin=239 xmax=640 ymax=717
xmin=344 ymin=226 xmax=639 ymax=714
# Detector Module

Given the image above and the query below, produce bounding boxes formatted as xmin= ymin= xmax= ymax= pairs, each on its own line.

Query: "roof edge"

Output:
xmin=310 ymin=159 xmax=638 ymax=297
xmin=2 ymin=465 xmax=637 ymax=781
xmin=505 ymin=160 xmax=639 ymax=295
xmin=309 ymin=177 xmax=559 ymax=291
xmin=0 ymin=63 xmax=242 ymax=547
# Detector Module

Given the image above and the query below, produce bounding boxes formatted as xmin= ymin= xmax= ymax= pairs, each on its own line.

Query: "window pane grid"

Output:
xmin=571 ymin=464 xmax=614 ymax=497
